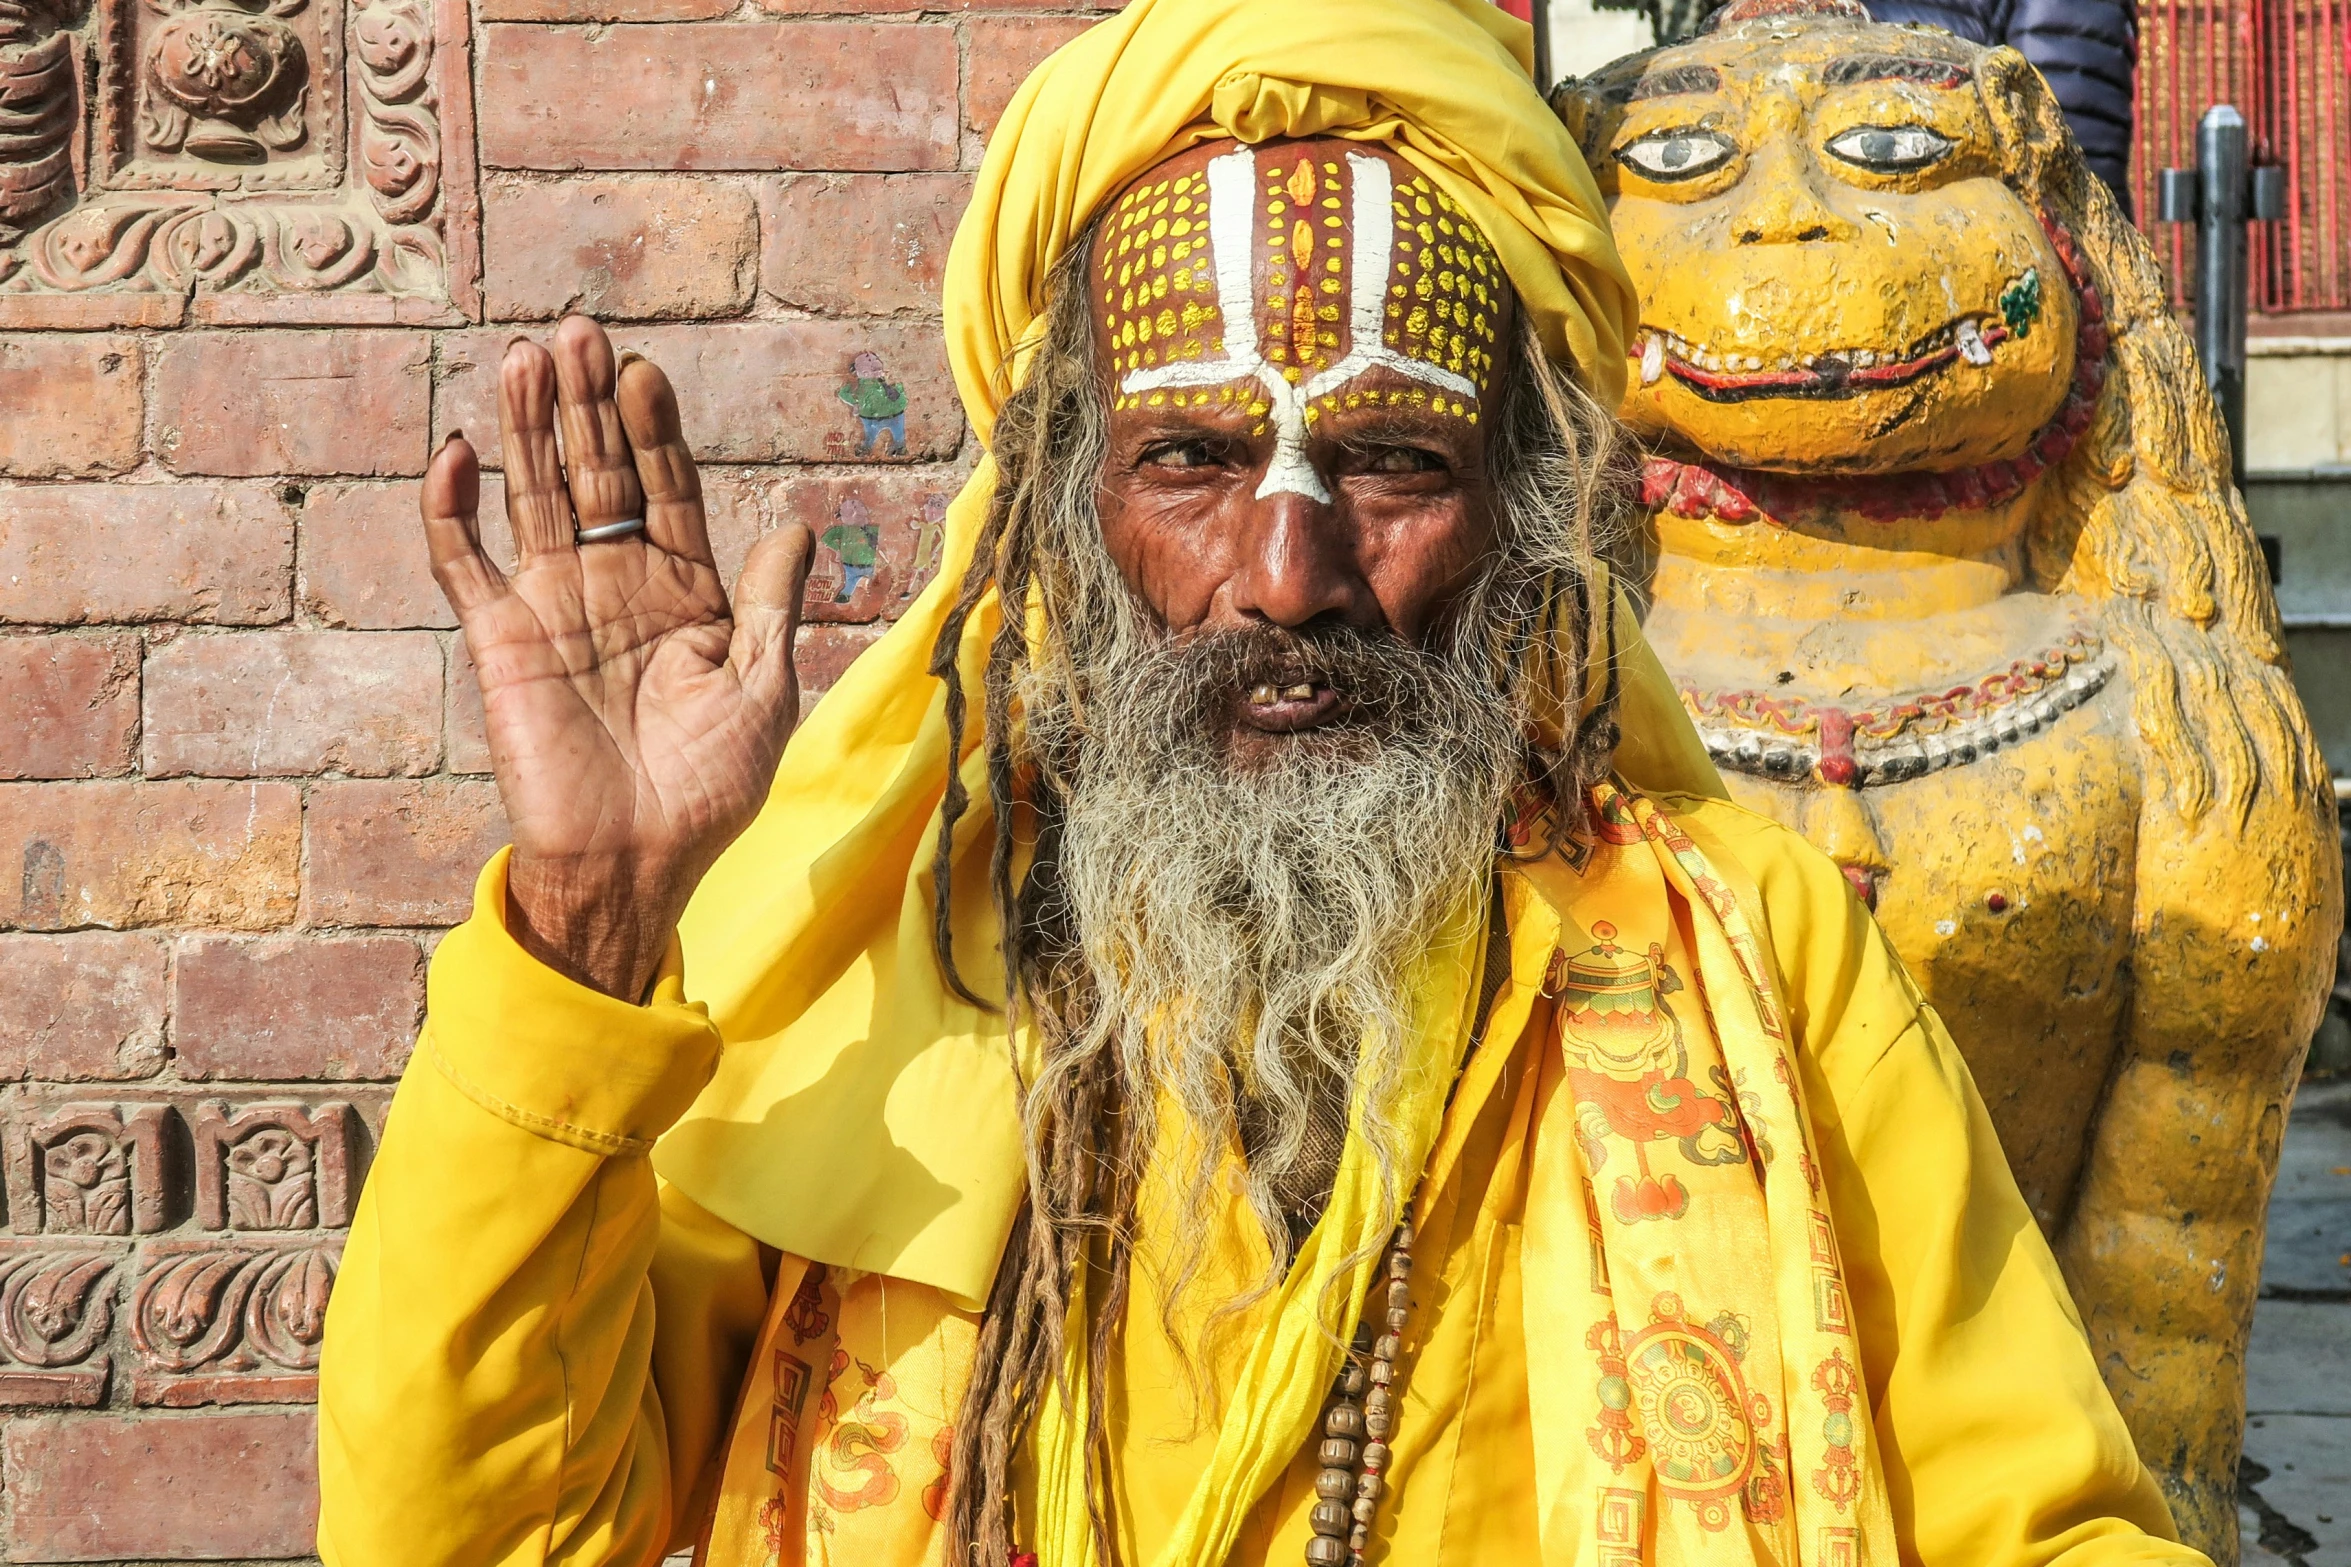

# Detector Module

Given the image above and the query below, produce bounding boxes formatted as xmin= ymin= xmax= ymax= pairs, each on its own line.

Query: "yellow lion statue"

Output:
xmin=1559 ymin=3 xmax=2342 ymax=1557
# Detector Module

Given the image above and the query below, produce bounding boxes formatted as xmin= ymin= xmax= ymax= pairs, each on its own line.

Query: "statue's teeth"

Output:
xmin=1957 ymin=317 xmax=1993 ymax=366
xmin=1641 ymin=335 xmax=1664 ymax=386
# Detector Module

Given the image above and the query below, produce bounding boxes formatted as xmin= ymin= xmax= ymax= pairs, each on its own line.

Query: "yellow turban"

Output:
xmin=948 ymin=0 xmax=1640 ymax=432
xmin=656 ymin=0 xmax=1709 ymax=1307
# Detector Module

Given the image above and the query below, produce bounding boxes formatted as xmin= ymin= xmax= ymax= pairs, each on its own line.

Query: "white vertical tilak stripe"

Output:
xmin=1300 ymin=155 xmax=1480 ymax=405
xmin=1205 ymin=148 xmax=1260 ymax=364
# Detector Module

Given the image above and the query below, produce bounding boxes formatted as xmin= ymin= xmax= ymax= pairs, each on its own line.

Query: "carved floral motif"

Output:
xmin=5 ymin=1103 xmax=170 ymax=1236
xmin=0 ymin=1244 xmax=116 ymax=1368
xmin=0 ymin=0 xmax=454 ymax=304
xmin=129 ymin=1237 xmax=337 ymax=1403
xmin=192 ymin=1101 xmax=356 ymax=1231
xmin=140 ymin=0 xmax=310 ymax=162
xmin=0 ymin=1092 xmax=382 ymax=1408
xmin=0 ymin=1241 xmax=119 ymax=1406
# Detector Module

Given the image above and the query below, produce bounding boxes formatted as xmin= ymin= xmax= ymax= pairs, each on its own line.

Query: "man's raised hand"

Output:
xmin=421 ymin=315 xmax=812 ymax=1001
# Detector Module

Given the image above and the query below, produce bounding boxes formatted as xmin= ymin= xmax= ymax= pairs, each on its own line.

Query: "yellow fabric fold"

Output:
xmin=432 ymin=848 xmax=722 ymax=1156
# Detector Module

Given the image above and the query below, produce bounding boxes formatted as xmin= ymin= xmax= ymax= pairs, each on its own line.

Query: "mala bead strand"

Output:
xmin=1306 ymin=1221 xmax=1414 ymax=1567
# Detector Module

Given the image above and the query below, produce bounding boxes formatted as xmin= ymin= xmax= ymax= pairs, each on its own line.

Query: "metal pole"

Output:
xmin=2162 ymin=106 xmax=2284 ymax=487
xmin=2197 ymin=105 xmax=2251 ymax=477
xmin=1530 ymin=0 xmax=1552 ymax=93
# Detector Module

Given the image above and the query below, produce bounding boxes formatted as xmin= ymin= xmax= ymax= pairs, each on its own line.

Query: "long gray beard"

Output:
xmin=1041 ymin=602 xmax=1524 ymax=1286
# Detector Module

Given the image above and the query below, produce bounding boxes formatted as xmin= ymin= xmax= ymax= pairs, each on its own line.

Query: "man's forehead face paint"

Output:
xmin=1097 ymin=147 xmax=1506 ymax=503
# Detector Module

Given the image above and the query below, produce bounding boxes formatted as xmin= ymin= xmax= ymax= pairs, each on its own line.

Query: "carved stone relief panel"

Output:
xmin=0 ymin=0 xmax=470 ymax=316
xmin=0 ymin=1088 xmax=384 ymax=1408
xmin=0 ymin=1240 xmax=121 ymax=1407
xmin=191 ymin=1101 xmax=356 ymax=1231
xmin=3 ymin=1103 xmax=171 ymax=1237
xmin=129 ymin=1235 xmax=337 ymax=1405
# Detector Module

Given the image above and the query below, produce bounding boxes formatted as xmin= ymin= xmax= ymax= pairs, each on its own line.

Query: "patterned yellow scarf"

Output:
xmin=695 ymin=784 xmax=1898 ymax=1567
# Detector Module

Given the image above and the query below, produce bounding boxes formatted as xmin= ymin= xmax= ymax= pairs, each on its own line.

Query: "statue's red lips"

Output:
xmin=1651 ymin=320 xmax=2014 ymax=403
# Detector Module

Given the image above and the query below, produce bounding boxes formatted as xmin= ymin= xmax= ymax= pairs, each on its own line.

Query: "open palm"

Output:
xmin=421 ymin=317 xmax=811 ymax=995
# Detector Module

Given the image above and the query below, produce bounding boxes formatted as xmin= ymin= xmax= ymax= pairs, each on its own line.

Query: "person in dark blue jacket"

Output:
xmin=1853 ymin=0 xmax=2138 ymax=213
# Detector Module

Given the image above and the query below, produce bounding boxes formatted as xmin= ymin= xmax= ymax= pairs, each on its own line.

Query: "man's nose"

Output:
xmin=1227 ymin=490 xmax=1372 ymax=629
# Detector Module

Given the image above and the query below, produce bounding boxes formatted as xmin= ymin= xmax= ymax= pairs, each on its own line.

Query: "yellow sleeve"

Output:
xmin=1675 ymin=800 xmax=2206 ymax=1567
xmin=318 ymin=850 xmax=771 ymax=1567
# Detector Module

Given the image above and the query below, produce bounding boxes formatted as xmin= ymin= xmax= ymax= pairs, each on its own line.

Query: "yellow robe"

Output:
xmin=316 ymin=794 xmax=2194 ymax=1567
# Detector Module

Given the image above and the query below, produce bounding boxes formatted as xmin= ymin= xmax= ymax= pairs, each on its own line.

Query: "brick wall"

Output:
xmin=0 ymin=4 xmax=1106 ymax=1557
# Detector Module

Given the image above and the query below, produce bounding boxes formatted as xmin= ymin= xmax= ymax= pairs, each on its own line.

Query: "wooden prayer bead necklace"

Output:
xmin=1304 ymin=1219 xmax=1415 ymax=1566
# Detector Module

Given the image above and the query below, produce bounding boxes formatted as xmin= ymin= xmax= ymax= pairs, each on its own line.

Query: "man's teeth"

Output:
xmin=1957 ymin=317 xmax=1992 ymax=366
xmin=1641 ymin=335 xmax=1664 ymax=386
xmin=1281 ymin=683 xmax=1313 ymax=701
xmin=1249 ymin=684 xmax=1278 ymax=706
xmin=1247 ymin=683 xmax=1318 ymax=707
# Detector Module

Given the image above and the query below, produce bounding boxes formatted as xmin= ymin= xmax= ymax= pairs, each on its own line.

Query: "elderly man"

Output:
xmin=316 ymin=3 xmax=2202 ymax=1564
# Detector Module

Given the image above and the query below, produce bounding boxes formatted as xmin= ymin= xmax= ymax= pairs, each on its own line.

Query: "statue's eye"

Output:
xmin=1615 ymin=129 xmax=1737 ymax=182
xmin=1825 ymin=124 xmax=1954 ymax=172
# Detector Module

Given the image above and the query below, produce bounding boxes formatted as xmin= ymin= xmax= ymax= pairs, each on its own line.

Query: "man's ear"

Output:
xmin=1977 ymin=45 xmax=2076 ymax=197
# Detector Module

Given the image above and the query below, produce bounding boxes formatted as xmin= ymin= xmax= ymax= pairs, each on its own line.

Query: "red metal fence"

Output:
xmin=2135 ymin=0 xmax=2351 ymax=315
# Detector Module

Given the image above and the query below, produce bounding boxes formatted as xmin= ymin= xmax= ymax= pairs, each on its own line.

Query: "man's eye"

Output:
xmin=1363 ymin=446 xmax=1445 ymax=475
xmin=1139 ymin=439 xmax=1227 ymax=470
xmin=1825 ymin=124 xmax=1954 ymax=173
xmin=1615 ymin=129 xmax=1736 ymax=182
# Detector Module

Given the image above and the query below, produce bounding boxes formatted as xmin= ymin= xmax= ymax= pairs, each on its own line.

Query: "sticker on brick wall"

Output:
xmin=902 ymin=490 xmax=949 ymax=605
xmin=836 ymin=350 xmax=910 ymax=458
xmin=0 ymin=0 xmax=469 ymax=316
xmin=793 ymin=478 xmax=958 ymax=627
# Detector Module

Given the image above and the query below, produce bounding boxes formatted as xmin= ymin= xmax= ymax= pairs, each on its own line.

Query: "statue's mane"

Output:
xmin=1984 ymin=47 xmax=2326 ymax=824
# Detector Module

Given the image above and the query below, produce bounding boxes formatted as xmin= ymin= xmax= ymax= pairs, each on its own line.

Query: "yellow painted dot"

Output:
xmin=1268 ymin=200 xmax=1288 ymax=216
xmin=1319 ymin=278 xmax=1342 ymax=295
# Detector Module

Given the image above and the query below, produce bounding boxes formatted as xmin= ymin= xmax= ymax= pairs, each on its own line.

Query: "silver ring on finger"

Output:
xmin=576 ymin=516 xmax=647 ymax=544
